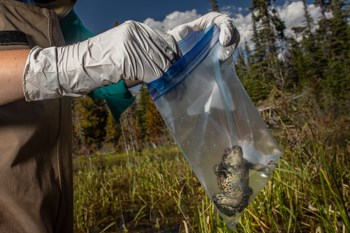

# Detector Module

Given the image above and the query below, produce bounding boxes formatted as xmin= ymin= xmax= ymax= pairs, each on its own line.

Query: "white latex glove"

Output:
xmin=23 ymin=21 xmax=180 ymax=101
xmin=168 ymin=12 xmax=240 ymax=47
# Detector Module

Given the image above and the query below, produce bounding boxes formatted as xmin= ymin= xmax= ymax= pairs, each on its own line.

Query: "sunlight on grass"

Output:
xmin=73 ymin=144 xmax=349 ymax=232
xmin=73 ymin=92 xmax=349 ymax=232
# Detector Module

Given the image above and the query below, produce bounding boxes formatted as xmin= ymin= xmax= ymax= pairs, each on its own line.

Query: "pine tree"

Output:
xmin=285 ymin=0 xmax=350 ymax=113
xmin=302 ymin=0 xmax=314 ymax=33
xmin=249 ymin=0 xmax=287 ymax=86
xmin=315 ymin=0 xmax=331 ymax=18
xmin=210 ymin=0 xmax=220 ymax=12
xmin=250 ymin=11 xmax=265 ymax=63
xmin=251 ymin=0 xmax=278 ymax=58
xmin=137 ymin=86 xmax=168 ymax=148
xmin=238 ymin=0 xmax=287 ymax=100
xmin=78 ymin=97 xmax=108 ymax=153
xmin=320 ymin=0 xmax=350 ymax=113
xmin=286 ymin=1 xmax=320 ymax=89
xmin=138 ymin=85 xmax=150 ymax=146
xmin=104 ymin=111 xmax=122 ymax=150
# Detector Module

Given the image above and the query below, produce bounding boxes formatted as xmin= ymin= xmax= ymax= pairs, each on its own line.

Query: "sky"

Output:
xmin=74 ymin=0 xmax=320 ymax=48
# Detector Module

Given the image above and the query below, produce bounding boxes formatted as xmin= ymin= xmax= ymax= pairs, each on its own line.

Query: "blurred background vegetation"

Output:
xmin=72 ymin=0 xmax=349 ymax=232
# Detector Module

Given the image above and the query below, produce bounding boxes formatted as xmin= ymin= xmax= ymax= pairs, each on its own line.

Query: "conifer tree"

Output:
xmin=240 ymin=0 xmax=286 ymax=99
xmin=210 ymin=0 xmax=220 ymax=12
xmin=78 ymin=97 xmax=108 ymax=152
xmin=285 ymin=0 xmax=350 ymax=113
xmin=105 ymin=112 xmax=122 ymax=150
xmin=138 ymin=86 xmax=167 ymax=148
xmin=319 ymin=0 xmax=350 ymax=112
xmin=315 ymin=0 xmax=331 ymax=18
xmin=302 ymin=0 xmax=314 ymax=33
xmin=286 ymin=1 xmax=319 ymax=89
xmin=251 ymin=0 xmax=278 ymax=58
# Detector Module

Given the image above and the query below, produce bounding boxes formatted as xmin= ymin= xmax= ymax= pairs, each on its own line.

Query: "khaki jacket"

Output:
xmin=0 ymin=1 xmax=73 ymax=232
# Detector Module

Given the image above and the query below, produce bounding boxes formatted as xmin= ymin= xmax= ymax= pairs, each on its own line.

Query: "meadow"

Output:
xmin=73 ymin=91 xmax=350 ymax=233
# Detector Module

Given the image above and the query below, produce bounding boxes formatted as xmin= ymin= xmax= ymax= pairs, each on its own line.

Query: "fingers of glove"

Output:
xmin=218 ymin=20 xmax=240 ymax=47
xmin=168 ymin=25 xmax=194 ymax=42
xmin=118 ymin=21 xmax=180 ymax=82
xmin=187 ymin=12 xmax=239 ymax=47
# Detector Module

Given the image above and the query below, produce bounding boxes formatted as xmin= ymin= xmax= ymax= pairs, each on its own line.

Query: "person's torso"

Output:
xmin=0 ymin=0 xmax=71 ymax=170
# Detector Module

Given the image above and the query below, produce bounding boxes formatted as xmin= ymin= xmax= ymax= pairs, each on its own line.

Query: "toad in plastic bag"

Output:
xmin=147 ymin=25 xmax=283 ymax=229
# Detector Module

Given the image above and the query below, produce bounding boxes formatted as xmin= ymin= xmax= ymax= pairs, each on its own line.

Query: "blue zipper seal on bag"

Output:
xmin=147 ymin=25 xmax=220 ymax=101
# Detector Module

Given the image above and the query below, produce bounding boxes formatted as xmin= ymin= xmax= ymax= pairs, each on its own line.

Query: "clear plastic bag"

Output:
xmin=147 ymin=25 xmax=283 ymax=229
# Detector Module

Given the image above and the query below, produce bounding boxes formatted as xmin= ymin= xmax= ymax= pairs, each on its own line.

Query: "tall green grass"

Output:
xmin=73 ymin=145 xmax=349 ymax=232
xmin=73 ymin=92 xmax=349 ymax=232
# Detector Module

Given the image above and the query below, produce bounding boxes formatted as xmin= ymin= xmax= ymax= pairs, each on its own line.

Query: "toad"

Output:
xmin=212 ymin=145 xmax=276 ymax=216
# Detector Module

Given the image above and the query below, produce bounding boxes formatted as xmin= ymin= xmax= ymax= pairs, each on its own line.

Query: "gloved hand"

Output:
xmin=168 ymin=12 xmax=240 ymax=47
xmin=23 ymin=21 xmax=181 ymax=101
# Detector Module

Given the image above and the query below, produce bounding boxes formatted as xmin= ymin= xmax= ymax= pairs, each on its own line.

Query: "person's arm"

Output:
xmin=0 ymin=49 xmax=141 ymax=105
xmin=2 ymin=13 xmax=239 ymax=105
xmin=0 ymin=49 xmax=29 ymax=105
xmin=0 ymin=21 xmax=176 ymax=105
xmin=124 ymin=80 xmax=142 ymax=88
xmin=23 ymin=21 xmax=180 ymax=102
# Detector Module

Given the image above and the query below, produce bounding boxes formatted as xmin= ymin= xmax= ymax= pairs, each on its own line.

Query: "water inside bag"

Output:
xmin=147 ymin=25 xmax=283 ymax=229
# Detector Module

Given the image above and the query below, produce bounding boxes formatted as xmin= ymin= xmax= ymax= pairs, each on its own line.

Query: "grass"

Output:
xmin=74 ymin=147 xmax=205 ymax=233
xmin=73 ymin=92 xmax=350 ymax=232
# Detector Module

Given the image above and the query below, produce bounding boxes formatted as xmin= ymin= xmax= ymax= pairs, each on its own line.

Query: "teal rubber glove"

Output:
xmin=60 ymin=10 xmax=135 ymax=122
xmin=88 ymin=81 xmax=135 ymax=122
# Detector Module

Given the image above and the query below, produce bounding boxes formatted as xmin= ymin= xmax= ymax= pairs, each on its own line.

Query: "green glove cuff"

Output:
xmin=60 ymin=10 xmax=94 ymax=44
xmin=89 ymin=81 xmax=136 ymax=122
xmin=60 ymin=11 xmax=135 ymax=122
